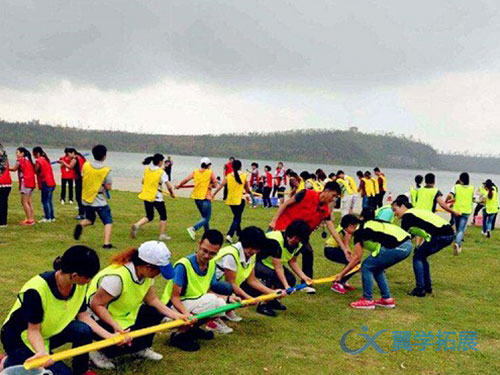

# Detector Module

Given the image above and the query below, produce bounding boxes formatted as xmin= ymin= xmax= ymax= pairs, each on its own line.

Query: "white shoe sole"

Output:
xmin=330 ymin=287 xmax=347 ymax=294
xmin=375 ymin=304 xmax=395 ymax=309
xmin=350 ymin=305 xmax=375 ymax=310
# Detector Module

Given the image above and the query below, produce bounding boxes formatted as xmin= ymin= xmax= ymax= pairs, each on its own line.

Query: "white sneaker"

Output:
xmin=39 ymin=218 xmax=50 ymax=223
xmin=50 ymin=218 xmax=56 ymax=223
xmin=301 ymin=286 xmax=316 ymax=294
xmin=187 ymin=227 xmax=196 ymax=241
xmin=0 ymin=225 xmax=6 ymax=228
xmin=159 ymin=234 xmax=171 ymax=241
xmin=69 ymin=200 xmax=74 ymax=205
xmin=130 ymin=224 xmax=139 ymax=239
xmin=206 ymin=318 xmax=233 ymax=334
xmin=134 ymin=347 xmax=163 ymax=361
xmin=225 ymin=235 xmax=234 ymax=244
xmin=453 ymin=243 xmax=462 ymax=256
xmin=89 ymin=351 xmax=115 ymax=370
xmin=60 ymin=200 xmax=65 ymax=205
xmin=481 ymin=231 xmax=487 ymax=236
xmin=224 ymin=310 xmax=242 ymax=322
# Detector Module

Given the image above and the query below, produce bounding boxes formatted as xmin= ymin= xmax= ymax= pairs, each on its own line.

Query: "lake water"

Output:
xmin=4 ymin=146 xmax=500 ymax=199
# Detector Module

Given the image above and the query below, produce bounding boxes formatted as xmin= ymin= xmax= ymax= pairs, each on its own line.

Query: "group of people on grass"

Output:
xmin=0 ymin=143 xmax=498 ymax=375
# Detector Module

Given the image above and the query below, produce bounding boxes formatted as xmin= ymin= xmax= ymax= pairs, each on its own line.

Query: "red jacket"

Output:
xmin=35 ymin=157 xmax=56 ymax=189
xmin=0 ymin=162 xmax=12 ymax=185
xmin=18 ymin=157 xmax=36 ymax=189
xmin=275 ymin=189 xmax=330 ymax=231
xmin=60 ymin=156 xmax=76 ymax=179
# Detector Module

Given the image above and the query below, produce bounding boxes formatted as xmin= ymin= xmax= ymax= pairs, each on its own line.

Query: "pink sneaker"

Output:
xmin=344 ymin=283 xmax=356 ymax=291
xmin=349 ymin=298 xmax=375 ymax=310
xmin=374 ymin=297 xmax=396 ymax=308
xmin=331 ymin=282 xmax=347 ymax=294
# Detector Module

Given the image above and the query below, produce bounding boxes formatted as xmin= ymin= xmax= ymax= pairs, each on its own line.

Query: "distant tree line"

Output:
xmin=1 ymin=120 xmax=498 ymax=174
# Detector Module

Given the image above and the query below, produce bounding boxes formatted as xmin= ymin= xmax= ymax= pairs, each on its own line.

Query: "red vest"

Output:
xmin=60 ymin=156 xmax=76 ymax=179
xmin=35 ymin=157 xmax=56 ymax=188
xmin=18 ymin=157 xmax=36 ymax=189
xmin=76 ymin=155 xmax=86 ymax=175
xmin=0 ymin=162 xmax=12 ymax=185
xmin=275 ymin=189 xmax=330 ymax=231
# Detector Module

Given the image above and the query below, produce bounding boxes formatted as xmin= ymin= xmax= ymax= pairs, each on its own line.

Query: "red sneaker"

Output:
xmin=343 ymin=283 xmax=356 ymax=291
xmin=349 ymin=298 xmax=375 ymax=310
xmin=19 ymin=220 xmax=35 ymax=226
xmin=331 ymin=282 xmax=347 ymax=294
xmin=374 ymin=297 xmax=396 ymax=308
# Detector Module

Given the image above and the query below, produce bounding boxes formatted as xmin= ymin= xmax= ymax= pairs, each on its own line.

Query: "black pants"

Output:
xmin=0 ymin=186 xmax=11 ymax=226
xmin=255 ymin=262 xmax=296 ymax=289
xmin=74 ymin=178 xmax=84 ymax=216
xmin=96 ymin=305 xmax=163 ymax=358
xmin=300 ymin=240 xmax=314 ymax=278
xmin=228 ymin=200 xmax=245 ymax=237
xmin=263 ymin=186 xmax=272 ymax=207
xmin=473 ymin=203 xmax=484 ymax=217
xmin=61 ymin=178 xmax=74 ymax=201
xmin=324 ymin=246 xmax=357 ymax=283
xmin=375 ymin=192 xmax=386 ymax=209
xmin=144 ymin=200 xmax=167 ymax=221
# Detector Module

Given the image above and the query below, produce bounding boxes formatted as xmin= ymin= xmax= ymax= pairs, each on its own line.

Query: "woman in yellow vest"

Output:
xmin=482 ymin=180 xmax=498 ymax=238
xmin=213 ymin=160 xmax=251 ymax=243
xmin=215 ymin=226 xmax=286 ymax=319
xmin=74 ymin=144 xmax=114 ymax=249
xmin=87 ymin=241 xmax=188 ymax=369
xmin=131 ymin=154 xmax=176 ymax=241
xmin=1 ymin=246 xmax=110 ymax=375
xmin=335 ymin=207 xmax=412 ymax=310
xmin=449 ymin=172 xmax=474 ymax=255
xmin=410 ymin=175 xmax=423 ymax=205
xmin=176 ymin=157 xmax=218 ymax=241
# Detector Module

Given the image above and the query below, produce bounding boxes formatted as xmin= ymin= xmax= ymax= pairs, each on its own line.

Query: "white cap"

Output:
xmin=138 ymin=241 xmax=174 ymax=279
xmin=200 ymin=157 xmax=211 ymax=165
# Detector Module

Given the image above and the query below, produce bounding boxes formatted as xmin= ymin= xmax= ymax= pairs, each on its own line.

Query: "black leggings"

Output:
xmin=61 ymin=178 xmax=74 ymax=201
xmin=0 ymin=187 xmax=11 ymax=226
xmin=324 ymin=246 xmax=358 ymax=284
xmin=74 ymin=178 xmax=84 ymax=216
xmin=254 ymin=262 xmax=296 ymax=289
xmin=263 ymin=186 xmax=272 ymax=207
xmin=300 ymin=240 xmax=314 ymax=278
xmin=228 ymin=200 xmax=245 ymax=237
xmin=144 ymin=201 xmax=167 ymax=221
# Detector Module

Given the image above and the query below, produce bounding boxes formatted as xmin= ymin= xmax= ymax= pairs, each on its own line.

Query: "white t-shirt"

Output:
xmin=99 ymin=262 xmax=153 ymax=297
xmin=215 ymin=242 xmax=252 ymax=280
xmin=148 ymin=165 xmax=169 ymax=202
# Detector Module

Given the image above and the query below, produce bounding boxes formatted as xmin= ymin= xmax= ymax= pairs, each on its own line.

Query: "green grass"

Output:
xmin=0 ymin=188 xmax=499 ymax=375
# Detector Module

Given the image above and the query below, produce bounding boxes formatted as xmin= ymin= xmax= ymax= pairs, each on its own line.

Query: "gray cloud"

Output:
xmin=1 ymin=0 xmax=500 ymax=90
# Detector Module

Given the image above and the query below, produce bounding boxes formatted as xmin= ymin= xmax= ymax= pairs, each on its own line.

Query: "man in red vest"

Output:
xmin=269 ymin=181 xmax=350 ymax=293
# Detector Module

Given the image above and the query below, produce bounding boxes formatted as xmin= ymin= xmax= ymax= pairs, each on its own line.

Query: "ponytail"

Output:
xmin=17 ymin=147 xmax=34 ymax=166
xmin=233 ymin=160 xmax=242 ymax=185
xmin=33 ymin=146 xmax=50 ymax=163
xmin=142 ymin=153 xmax=164 ymax=166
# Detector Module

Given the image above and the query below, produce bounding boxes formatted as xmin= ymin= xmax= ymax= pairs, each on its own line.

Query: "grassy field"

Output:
xmin=0 ymin=188 xmax=498 ymax=375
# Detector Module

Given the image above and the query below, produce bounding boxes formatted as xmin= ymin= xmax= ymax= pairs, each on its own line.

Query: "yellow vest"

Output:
xmin=337 ymin=178 xmax=354 ymax=195
xmin=191 ymin=169 xmax=212 ymax=200
xmin=262 ymin=231 xmax=300 ymax=269
xmin=363 ymin=178 xmax=375 ymax=197
xmin=226 ymin=172 xmax=247 ymax=205
xmin=4 ymin=275 xmax=87 ymax=352
xmin=215 ymin=245 xmax=255 ymax=286
xmin=485 ymin=190 xmax=499 ymax=214
xmin=297 ymin=178 xmax=306 ymax=192
xmin=379 ymin=175 xmax=387 ymax=191
xmin=410 ymin=186 xmax=420 ymax=205
xmin=82 ymin=161 xmax=111 ymax=204
xmin=372 ymin=177 xmax=380 ymax=194
xmin=325 ymin=226 xmax=354 ymax=249
xmin=454 ymin=184 xmax=474 ymax=215
xmin=346 ymin=175 xmax=357 ymax=192
xmin=138 ymin=167 xmax=164 ymax=202
xmin=87 ymin=265 xmax=152 ymax=329
xmin=415 ymin=187 xmax=439 ymax=212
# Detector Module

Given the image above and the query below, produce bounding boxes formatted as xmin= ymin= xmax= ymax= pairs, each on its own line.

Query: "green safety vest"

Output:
xmin=415 ymin=187 xmax=438 ymax=212
xmin=410 ymin=187 xmax=419 ymax=205
xmin=261 ymin=231 xmax=301 ymax=269
xmin=215 ymin=245 xmax=256 ymax=287
xmin=325 ymin=226 xmax=354 ymax=249
xmin=161 ymin=257 xmax=216 ymax=303
xmin=87 ymin=265 xmax=152 ymax=329
xmin=454 ymin=184 xmax=474 ymax=215
xmin=405 ymin=208 xmax=450 ymax=240
xmin=4 ymin=275 xmax=87 ymax=352
xmin=485 ymin=190 xmax=499 ymax=214
xmin=362 ymin=220 xmax=410 ymax=257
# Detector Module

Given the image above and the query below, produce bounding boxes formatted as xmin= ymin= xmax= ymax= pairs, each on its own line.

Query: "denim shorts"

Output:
xmin=84 ymin=205 xmax=113 ymax=225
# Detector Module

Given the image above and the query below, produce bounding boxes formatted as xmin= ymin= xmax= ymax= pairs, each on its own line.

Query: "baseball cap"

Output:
xmin=138 ymin=241 xmax=174 ymax=279
xmin=201 ymin=157 xmax=211 ymax=165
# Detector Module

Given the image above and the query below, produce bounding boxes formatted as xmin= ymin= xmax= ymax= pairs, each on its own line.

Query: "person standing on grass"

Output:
xmin=213 ymin=160 xmax=252 ymax=243
xmin=165 ymin=156 xmax=173 ymax=181
xmin=374 ymin=167 xmax=387 ymax=209
xmin=87 ymin=241 xmax=188 ymax=369
xmin=58 ymin=148 xmax=76 ymax=205
xmin=0 ymin=144 xmax=12 ymax=227
xmin=482 ymin=180 xmax=498 ymax=238
xmin=162 ymin=230 xmax=236 ymax=352
xmin=324 ymin=214 xmax=361 ymax=295
xmin=391 ymin=195 xmax=455 ymax=298
xmin=67 ymin=148 xmax=87 ymax=220
xmin=448 ymin=173 xmax=474 ymax=255
xmin=410 ymin=175 xmax=423 ymax=205
xmin=9 ymin=147 xmax=36 ymax=226
xmin=131 ymin=153 xmax=175 ymax=241
xmin=248 ymin=162 xmax=260 ymax=208
xmin=222 ymin=156 xmax=234 ymax=201
xmin=73 ymin=145 xmax=114 ymax=249
xmin=273 ymin=162 xmax=286 ymax=202
xmin=262 ymin=165 xmax=273 ymax=208
xmin=269 ymin=181 xmax=350 ymax=293
xmin=176 ymin=157 xmax=218 ymax=241
xmin=215 ymin=226 xmax=286 ymax=319
xmin=33 ymin=147 xmax=56 ymax=223
xmin=1 ymin=246 xmax=109 ymax=375
xmin=335 ymin=207 xmax=412 ymax=310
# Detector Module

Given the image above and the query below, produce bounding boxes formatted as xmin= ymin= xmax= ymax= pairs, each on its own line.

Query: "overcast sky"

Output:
xmin=1 ymin=0 xmax=500 ymax=154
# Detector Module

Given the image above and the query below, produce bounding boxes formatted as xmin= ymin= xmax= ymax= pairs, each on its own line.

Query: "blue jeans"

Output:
xmin=194 ymin=199 xmax=212 ymax=231
xmin=484 ymin=212 xmax=496 ymax=232
xmin=413 ymin=234 xmax=454 ymax=290
xmin=3 ymin=320 xmax=92 ymax=375
xmin=454 ymin=214 xmax=469 ymax=246
xmin=361 ymin=240 xmax=412 ymax=300
xmin=41 ymin=183 xmax=55 ymax=220
xmin=83 ymin=204 xmax=113 ymax=225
